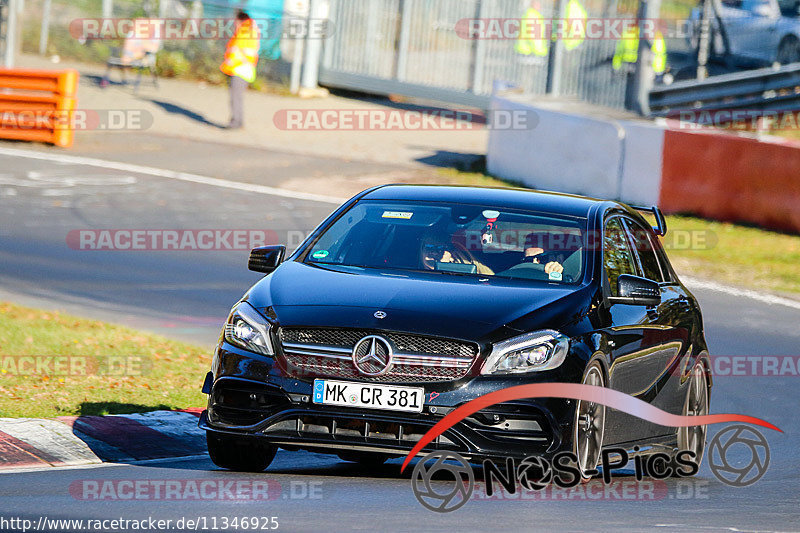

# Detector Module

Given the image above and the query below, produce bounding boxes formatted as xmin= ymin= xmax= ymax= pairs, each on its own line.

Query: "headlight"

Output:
xmin=481 ymin=330 xmax=569 ymax=375
xmin=223 ymin=302 xmax=274 ymax=356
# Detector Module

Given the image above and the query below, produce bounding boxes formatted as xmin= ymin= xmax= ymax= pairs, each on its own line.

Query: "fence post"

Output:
xmin=102 ymin=0 xmax=112 ymax=18
xmin=290 ymin=29 xmax=306 ymax=94
xmin=3 ymin=0 xmax=17 ymax=68
xmin=469 ymin=0 xmax=486 ymax=94
xmin=394 ymin=0 xmax=411 ymax=81
xmin=632 ymin=0 xmax=661 ymax=115
xmin=545 ymin=0 xmax=565 ymax=95
xmin=696 ymin=0 xmax=713 ymax=80
xmin=300 ymin=0 xmax=327 ymax=89
xmin=39 ymin=0 xmax=51 ymax=55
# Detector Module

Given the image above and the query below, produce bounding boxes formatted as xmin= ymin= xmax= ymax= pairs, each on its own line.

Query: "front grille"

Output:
xmin=278 ymin=328 xmax=480 ymax=383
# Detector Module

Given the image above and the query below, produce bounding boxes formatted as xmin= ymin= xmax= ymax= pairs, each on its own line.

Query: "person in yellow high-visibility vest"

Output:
xmin=220 ymin=10 xmax=261 ymax=129
xmin=515 ymin=2 xmax=549 ymax=58
xmin=612 ymin=24 xmax=667 ymax=77
xmin=515 ymin=0 xmax=587 ymax=60
xmin=561 ymin=0 xmax=588 ymax=52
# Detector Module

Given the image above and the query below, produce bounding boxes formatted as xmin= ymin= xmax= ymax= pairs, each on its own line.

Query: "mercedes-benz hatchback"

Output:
xmin=199 ymin=185 xmax=711 ymax=479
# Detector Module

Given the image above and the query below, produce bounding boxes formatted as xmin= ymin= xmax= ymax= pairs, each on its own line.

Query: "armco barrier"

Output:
xmin=660 ymin=130 xmax=800 ymax=234
xmin=0 ymin=68 xmax=79 ymax=148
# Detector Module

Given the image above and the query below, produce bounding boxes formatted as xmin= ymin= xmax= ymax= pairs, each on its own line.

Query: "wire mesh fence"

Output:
xmin=9 ymin=0 xmax=800 ymax=110
xmin=19 ymin=0 xmax=293 ymax=84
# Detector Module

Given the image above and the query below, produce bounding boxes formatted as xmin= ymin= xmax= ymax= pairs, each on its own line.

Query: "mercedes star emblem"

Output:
xmin=352 ymin=335 xmax=393 ymax=376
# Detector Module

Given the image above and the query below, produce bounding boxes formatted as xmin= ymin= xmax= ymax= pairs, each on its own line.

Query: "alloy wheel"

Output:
xmin=678 ymin=363 xmax=709 ymax=465
xmin=574 ymin=363 xmax=606 ymax=479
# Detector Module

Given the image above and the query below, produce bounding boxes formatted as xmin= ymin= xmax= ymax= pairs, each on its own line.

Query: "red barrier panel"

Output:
xmin=660 ymin=129 xmax=800 ymax=234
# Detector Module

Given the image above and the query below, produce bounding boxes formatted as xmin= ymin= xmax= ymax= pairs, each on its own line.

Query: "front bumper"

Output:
xmin=199 ymin=344 xmax=579 ymax=461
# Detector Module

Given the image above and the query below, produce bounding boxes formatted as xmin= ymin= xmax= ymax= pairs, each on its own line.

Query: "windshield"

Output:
xmin=304 ymin=200 xmax=586 ymax=284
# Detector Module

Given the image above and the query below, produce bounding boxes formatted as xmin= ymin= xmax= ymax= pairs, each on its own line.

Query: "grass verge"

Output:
xmin=0 ymin=302 xmax=208 ymax=418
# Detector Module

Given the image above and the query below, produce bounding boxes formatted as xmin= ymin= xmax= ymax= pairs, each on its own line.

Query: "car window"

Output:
xmin=778 ymin=0 xmax=799 ymax=16
xmin=721 ymin=0 xmax=744 ymax=8
xmin=304 ymin=200 xmax=586 ymax=284
xmin=603 ymin=217 xmax=639 ymax=296
xmin=622 ymin=219 xmax=663 ymax=283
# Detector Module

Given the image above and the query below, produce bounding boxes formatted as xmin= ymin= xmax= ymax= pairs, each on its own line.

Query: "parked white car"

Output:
xmin=689 ymin=0 xmax=800 ymax=65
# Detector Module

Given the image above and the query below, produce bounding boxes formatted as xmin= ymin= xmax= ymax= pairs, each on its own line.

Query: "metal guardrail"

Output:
xmin=649 ymin=62 xmax=800 ymax=115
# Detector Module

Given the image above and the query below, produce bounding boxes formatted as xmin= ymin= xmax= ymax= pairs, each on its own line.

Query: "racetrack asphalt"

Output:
xmin=0 ymin=141 xmax=798 ymax=532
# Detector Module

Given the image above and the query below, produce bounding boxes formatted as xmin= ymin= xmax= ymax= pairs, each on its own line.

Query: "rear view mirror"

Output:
xmin=248 ymin=245 xmax=286 ymax=274
xmin=609 ymin=274 xmax=661 ymax=307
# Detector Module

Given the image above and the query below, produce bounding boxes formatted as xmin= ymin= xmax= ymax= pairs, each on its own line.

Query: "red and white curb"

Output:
xmin=0 ymin=409 xmax=205 ymax=469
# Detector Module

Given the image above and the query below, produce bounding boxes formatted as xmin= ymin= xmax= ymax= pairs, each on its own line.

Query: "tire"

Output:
xmin=777 ymin=37 xmax=800 ymax=65
xmin=672 ymin=362 xmax=710 ymax=476
xmin=572 ymin=360 xmax=606 ymax=481
xmin=337 ymin=451 xmax=388 ymax=467
xmin=206 ymin=432 xmax=277 ymax=472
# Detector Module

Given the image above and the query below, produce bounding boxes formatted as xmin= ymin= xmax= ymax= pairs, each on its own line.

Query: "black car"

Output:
xmin=199 ymin=185 xmax=711 ymax=479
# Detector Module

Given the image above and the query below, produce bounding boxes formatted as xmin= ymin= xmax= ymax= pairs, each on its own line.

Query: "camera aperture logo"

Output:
xmin=708 ymin=425 xmax=770 ymax=487
xmin=411 ymin=451 xmax=474 ymax=513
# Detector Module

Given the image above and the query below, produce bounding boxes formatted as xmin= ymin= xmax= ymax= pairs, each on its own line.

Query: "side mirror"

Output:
xmin=248 ymin=245 xmax=285 ymax=274
xmin=609 ymin=274 xmax=661 ymax=307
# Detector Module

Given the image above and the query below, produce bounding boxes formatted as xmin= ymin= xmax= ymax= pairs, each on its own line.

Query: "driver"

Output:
xmin=522 ymin=232 xmax=564 ymax=276
xmin=420 ymin=230 xmax=494 ymax=275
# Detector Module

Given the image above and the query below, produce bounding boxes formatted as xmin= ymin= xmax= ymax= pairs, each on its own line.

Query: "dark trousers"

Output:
xmin=228 ymin=75 xmax=247 ymax=128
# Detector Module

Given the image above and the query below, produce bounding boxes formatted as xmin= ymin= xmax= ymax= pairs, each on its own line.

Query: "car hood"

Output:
xmin=246 ymin=261 xmax=592 ymax=343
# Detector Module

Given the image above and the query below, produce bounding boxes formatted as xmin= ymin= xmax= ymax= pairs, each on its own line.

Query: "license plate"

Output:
xmin=312 ymin=379 xmax=424 ymax=413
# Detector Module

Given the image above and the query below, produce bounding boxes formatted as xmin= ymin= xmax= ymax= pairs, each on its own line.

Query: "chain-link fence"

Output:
xmin=321 ymin=0 xmax=637 ymax=109
xmin=318 ymin=0 xmax=708 ymax=111
xmin=20 ymin=0 xmax=294 ymax=85
xmin=13 ymin=0 xmax=800 ymax=110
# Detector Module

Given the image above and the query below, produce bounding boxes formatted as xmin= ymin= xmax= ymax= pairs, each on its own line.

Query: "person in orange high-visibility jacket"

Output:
xmin=220 ymin=10 xmax=261 ymax=129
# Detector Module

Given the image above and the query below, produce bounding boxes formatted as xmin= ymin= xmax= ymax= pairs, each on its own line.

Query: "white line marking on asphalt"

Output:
xmin=0 ymin=454 xmax=210 ymax=474
xmin=683 ymin=276 xmax=800 ymax=311
xmin=0 ymin=146 xmax=345 ymax=205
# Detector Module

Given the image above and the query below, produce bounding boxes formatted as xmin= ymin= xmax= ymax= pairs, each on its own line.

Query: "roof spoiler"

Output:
xmin=630 ymin=205 xmax=667 ymax=236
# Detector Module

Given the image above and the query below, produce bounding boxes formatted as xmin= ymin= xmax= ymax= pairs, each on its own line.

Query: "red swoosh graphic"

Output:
xmin=400 ymin=383 xmax=781 ymax=473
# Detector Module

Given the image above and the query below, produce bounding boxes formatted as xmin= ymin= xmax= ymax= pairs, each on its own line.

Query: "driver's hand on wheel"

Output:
xmin=544 ymin=261 xmax=563 ymax=275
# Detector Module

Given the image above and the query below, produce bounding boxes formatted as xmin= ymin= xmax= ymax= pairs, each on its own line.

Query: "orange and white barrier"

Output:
xmin=0 ymin=68 xmax=79 ymax=148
